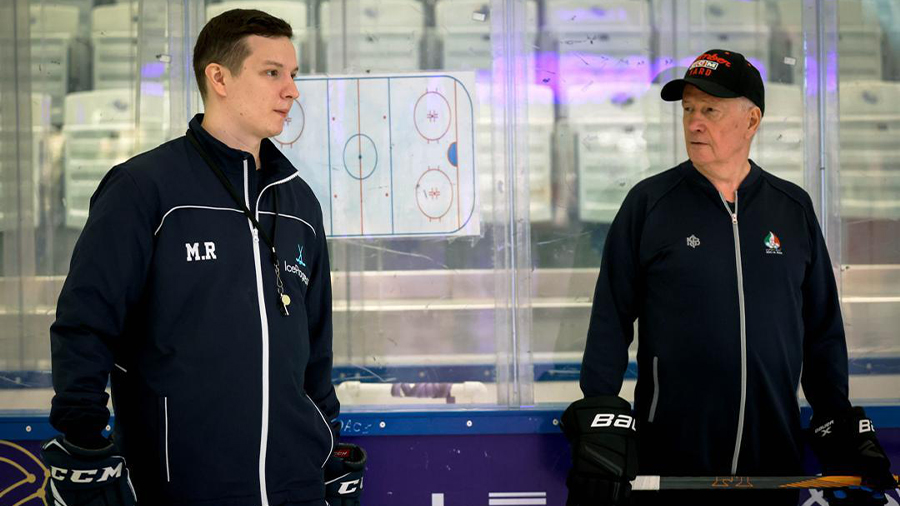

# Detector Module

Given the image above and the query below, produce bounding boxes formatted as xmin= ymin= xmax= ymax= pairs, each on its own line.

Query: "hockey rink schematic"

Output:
xmin=273 ymin=72 xmax=479 ymax=238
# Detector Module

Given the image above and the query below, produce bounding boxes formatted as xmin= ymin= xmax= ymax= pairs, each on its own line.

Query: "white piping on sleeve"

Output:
xmin=123 ymin=457 xmax=138 ymax=501
xmin=307 ymin=393 xmax=335 ymax=468
xmin=258 ymin=211 xmax=316 ymax=236
xmin=648 ymin=357 xmax=660 ymax=423
xmin=163 ymin=397 xmax=170 ymax=482
xmin=154 ymin=206 xmax=243 ymax=235
xmin=324 ymin=472 xmax=351 ymax=486
xmin=255 ymin=173 xmax=300 ymax=213
xmin=50 ymin=480 xmax=69 ymax=506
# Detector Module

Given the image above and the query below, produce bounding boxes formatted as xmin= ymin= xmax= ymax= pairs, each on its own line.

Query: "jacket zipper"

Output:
xmin=245 ymin=160 xmax=271 ymax=506
xmin=256 ymin=174 xmax=335 ymax=468
xmin=719 ymin=191 xmax=747 ymax=475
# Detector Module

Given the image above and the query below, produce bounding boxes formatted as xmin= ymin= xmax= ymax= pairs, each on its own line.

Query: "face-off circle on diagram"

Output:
xmin=415 ymin=168 xmax=454 ymax=220
xmin=273 ymin=99 xmax=305 ymax=148
xmin=414 ymin=91 xmax=452 ymax=142
xmin=343 ymin=133 xmax=379 ymax=180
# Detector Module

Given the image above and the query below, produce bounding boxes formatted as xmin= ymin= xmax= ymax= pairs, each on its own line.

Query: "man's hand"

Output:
xmin=809 ymin=406 xmax=898 ymax=505
xmin=561 ymin=396 xmax=638 ymax=506
xmin=325 ymin=443 xmax=367 ymax=506
xmin=40 ymin=435 xmax=136 ymax=506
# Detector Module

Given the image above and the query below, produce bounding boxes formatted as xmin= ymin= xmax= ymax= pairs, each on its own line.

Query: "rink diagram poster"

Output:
xmin=273 ymin=72 xmax=479 ymax=238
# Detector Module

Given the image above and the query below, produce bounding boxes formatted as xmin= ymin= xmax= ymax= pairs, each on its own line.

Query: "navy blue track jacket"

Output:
xmin=50 ymin=115 xmax=338 ymax=505
xmin=581 ymin=160 xmax=851 ymax=476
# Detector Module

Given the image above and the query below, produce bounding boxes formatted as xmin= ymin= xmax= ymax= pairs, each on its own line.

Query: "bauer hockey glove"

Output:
xmin=40 ymin=435 xmax=136 ymax=506
xmin=325 ymin=443 xmax=367 ymax=506
xmin=809 ymin=406 xmax=898 ymax=505
xmin=561 ymin=396 xmax=638 ymax=506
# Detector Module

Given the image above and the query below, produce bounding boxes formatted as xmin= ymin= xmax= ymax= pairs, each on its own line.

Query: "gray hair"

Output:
xmin=739 ymin=96 xmax=759 ymax=113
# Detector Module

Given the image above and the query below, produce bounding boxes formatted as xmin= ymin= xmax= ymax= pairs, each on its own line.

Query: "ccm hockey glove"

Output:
xmin=809 ymin=406 xmax=898 ymax=506
xmin=40 ymin=435 xmax=136 ymax=506
xmin=561 ymin=396 xmax=638 ymax=506
xmin=325 ymin=443 xmax=367 ymax=506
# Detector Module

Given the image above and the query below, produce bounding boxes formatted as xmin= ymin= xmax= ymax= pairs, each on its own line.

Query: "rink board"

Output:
xmin=1 ymin=408 xmax=898 ymax=505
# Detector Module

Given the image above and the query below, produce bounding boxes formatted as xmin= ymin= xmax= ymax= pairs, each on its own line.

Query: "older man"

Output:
xmin=561 ymin=49 xmax=896 ymax=506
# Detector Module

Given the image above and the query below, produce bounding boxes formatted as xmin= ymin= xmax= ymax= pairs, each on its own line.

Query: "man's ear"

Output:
xmin=204 ymin=63 xmax=229 ymax=99
xmin=746 ymin=106 xmax=762 ymax=139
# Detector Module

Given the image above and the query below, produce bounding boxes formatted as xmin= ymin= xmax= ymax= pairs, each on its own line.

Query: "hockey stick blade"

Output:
xmin=632 ymin=474 xmax=900 ymax=491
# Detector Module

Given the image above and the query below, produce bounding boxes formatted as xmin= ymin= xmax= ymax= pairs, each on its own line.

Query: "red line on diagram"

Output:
xmin=357 ymin=79 xmax=364 ymax=235
xmin=454 ymin=80 xmax=460 ymax=229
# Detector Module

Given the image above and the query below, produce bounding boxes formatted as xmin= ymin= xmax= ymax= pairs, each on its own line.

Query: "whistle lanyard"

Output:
xmin=186 ymin=130 xmax=292 ymax=316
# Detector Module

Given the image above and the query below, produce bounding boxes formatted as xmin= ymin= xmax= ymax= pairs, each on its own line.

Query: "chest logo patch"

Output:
xmin=686 ymin=235 xmax=701 ymax=249
xmin=296 ymin=245 xmax=307 ymax=267
xmin=285 ymin=243 xmax=310 ymax=286
xmin=186 ymin=242 xmax=217 ymax=262
xmin=764 ymin=231 xmax=783 ymax=255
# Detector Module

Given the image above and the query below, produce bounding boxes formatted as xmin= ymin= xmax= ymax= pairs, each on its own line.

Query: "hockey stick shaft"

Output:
xmin=632 ymin=474 xmax=900 ymax=491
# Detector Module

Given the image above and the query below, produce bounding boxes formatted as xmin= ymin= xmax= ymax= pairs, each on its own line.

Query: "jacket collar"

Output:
xmin=187 ymin=114 xmax=297 ymax=179
xmin=679 ymin=158 xmax=762 ymax=197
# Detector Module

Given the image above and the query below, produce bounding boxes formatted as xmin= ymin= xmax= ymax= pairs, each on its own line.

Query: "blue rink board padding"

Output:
xmin=1 ymin=409 xmax=899 ymax=505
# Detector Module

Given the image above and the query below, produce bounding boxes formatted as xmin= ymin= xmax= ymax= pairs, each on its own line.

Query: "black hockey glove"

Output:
xmin=40 ymin=435 xmax=136 ymax=506
xmin=809 ymin=406 xmax=898 ymax=506
xmin=561 ymin=396 xmax=638 ymax=506
xmin=325 ymin=443 xmax=367 ymax=506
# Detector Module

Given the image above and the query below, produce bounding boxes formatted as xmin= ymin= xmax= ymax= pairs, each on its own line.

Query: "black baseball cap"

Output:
xmin=661 ymin=49 xmax=765 ymax=115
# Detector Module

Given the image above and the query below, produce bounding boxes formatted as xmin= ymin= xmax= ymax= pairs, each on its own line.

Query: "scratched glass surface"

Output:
xmin=0 ymin=0 xmax=897 ymax=413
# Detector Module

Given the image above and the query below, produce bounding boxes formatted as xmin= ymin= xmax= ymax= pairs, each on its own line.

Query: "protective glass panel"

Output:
xmin=300 ymin=0 xmax=532 ymax=408
xmin=0 ymin=0 xmax=534 ymax=413
xmin=837 ymin=0 xmax=900 ymax=403
xmin=0 ymin=0 xmax=897 ymax=417
xmin=534 ymin=0 xmax=899 ymax=407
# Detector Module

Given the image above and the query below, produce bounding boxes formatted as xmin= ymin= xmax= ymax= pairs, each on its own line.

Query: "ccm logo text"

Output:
xmin=51 ymin=463 xmax=123 ymax=483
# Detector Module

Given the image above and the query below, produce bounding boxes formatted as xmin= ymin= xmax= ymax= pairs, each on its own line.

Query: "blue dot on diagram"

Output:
xmin=447 ymin=142 xmax=458 ymax=167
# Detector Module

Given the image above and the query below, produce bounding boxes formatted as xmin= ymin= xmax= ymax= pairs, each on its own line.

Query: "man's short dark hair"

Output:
xmin=193 ymin=9 xmax=293 ymax=100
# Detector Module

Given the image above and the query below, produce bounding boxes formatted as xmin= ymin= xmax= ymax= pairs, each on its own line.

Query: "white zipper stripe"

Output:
xmin=258 ymin=211 xmax=316 ymax=236
xmin=719 ymin=191 xmax=748 ymax=474
xmin=163 ymin=397 xmax=170 ymax=482
xmin=154 ymin=205 xmax=243 ymax=235
xmin=306 ymin=393 xmax=335 ymax=468
xmin=246 ymin=160 xmax=271 ymax=506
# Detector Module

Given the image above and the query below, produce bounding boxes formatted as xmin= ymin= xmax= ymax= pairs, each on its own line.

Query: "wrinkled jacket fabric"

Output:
xmin=50 ymin=115 xmax=338 ymax=505
xmin=581 ymin=160 xmax=850 ymax=476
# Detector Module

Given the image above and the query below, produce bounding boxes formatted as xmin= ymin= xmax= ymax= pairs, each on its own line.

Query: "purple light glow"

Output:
xmin=140 ymin=82 xmax=165 ymax=97
xmin=484 ymin=49 xmax=771 ymax=107
xmin=141 ymin=62 xmax=166 ymax=80
xmin=552 ymin=7 xmax=633 ymax=24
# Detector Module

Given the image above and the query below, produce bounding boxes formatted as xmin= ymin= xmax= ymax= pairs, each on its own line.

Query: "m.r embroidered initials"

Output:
xmin=186 ymin=242 xmax=217 ymax=261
